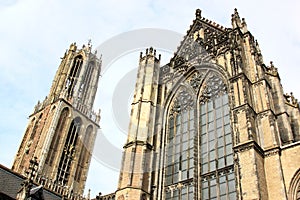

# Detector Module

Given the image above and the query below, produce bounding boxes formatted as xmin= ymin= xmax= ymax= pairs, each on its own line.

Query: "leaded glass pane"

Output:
xmin=165 ymin=88 xmax=195 ymax=198
xmin=200 ymin=93 xmax=236 ymax=199
xmin=165 ymin=74 xmax=235 ymax=199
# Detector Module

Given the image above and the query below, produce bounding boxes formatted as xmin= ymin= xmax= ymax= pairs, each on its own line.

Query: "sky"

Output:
xmin=0 ymin=0 xmax=300 ymax=198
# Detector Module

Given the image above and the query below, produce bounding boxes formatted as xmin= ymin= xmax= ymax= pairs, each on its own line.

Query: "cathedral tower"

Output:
xmin=115 ymin=9 xmax=300 ymax=200
xmin=12 ymin=42 xmax=101 ymax=196
xmin=116 ymin=47 xmax=160 ymax=200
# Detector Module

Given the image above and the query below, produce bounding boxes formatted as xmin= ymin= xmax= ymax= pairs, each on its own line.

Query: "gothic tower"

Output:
xmin=12 ymin=42 xmax=101 ymax=196
xmin=115 ymin=9 xmax=300 ymax=200
xmin=116 ymin=47 xmax=160 ymax=199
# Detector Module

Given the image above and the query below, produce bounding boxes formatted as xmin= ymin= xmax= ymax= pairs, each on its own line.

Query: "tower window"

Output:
xmin=79 ymin=61 xmax=94 ymax=102
xmin=57 ymin=117 xmax=82 ymax=185
xmin=45 ymin=108 xmax=69 ymax=166
xmin=66 ymin=55 xmax=83 ymax=99
xmin=74 ymin=125 xmax=93 ymax=182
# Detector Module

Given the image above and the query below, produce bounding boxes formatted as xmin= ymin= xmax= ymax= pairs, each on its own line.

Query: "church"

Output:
xmin=2 ymin=8 xmax=300 ymax=200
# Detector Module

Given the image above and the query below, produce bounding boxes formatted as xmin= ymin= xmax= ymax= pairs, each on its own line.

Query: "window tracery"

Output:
xmin=164 ymin=71 xmax=235 ymax=200
xmin=45 ymin=108 xmax=69 ymax=166
xmin=66 ymin=55 xmax=83 ymax=99
xmin=57 ymin=117 xmax=82 ymax=185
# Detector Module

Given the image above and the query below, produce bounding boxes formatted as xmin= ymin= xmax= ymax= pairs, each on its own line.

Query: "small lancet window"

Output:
xmin=79 ymin=61 xmax=94 ymax=102
xmin=66 ymin=55 xmax=83 ymax=98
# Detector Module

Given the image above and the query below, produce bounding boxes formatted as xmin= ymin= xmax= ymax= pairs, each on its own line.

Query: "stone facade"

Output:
xmin=12 ymin=42 xmax=101 ymax=196
xmin=115 ymin=9 xmax=300 ymax=200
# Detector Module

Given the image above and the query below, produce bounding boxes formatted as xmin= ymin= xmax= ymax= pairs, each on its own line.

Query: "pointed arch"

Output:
xmin=30 ymin=113 xmax=43 ymax=140
xmin=161 ymin=65 xmax=235 ymax=199
xmin=74 ymin=125 xmax=94 ymax=182
xmin=79 ymin=61 xmax=95 ymax=103
xmin=56 ymin=116 xmax=82 ymax=184
xmin=196 ymin=70 xmax=236 ymax=199
xmin=163 ymin=85 xmax=196 ymax=200
xmin=66 ymin=55 xmax=84 ymax=98
xmin=289 ymin=169 xmax=300 ymax=200
xmin=45 ymin=107 xmax=70 ymax=166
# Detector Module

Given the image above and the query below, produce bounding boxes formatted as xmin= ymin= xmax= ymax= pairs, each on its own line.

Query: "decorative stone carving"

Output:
xmin=188 ymin=72 xmax=205 ymax=92
xmin=284 ymin=92 xmax=299 ymax=107
xmin=266 ymin=61 xmax=278 ymax=76
xmin=200 ymin=74 xmax=227 ymax=102
xmin=171 ymin=89 xmax=194 ymax=114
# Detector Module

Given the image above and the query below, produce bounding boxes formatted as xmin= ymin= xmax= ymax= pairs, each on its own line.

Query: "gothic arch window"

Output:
xmin=79 ymin=61 xmax=94 ymax=102
xmin=45 ymin=107 xmax=69 ymax=166
xmin=164 ymin=70 xmax=236 ymax=200
xmin=165 ymin=87 xmax=195 ymax=200
xmin=66 ymin=55 xmax=83 ymax=98
xmin=74 ymin=125 xmax=93 ymax=182
xmin=289 ymin=169 xmax=300 ymax=200
xmin=22 ymin=118 xmax=35 ymax=153
xmin=57 ymin=117 xmax=82 ymax=184
xmin=30 ymin=113 xmax=43 ymax=140
xmin=198 ymin=73 xmax=236 ymax=200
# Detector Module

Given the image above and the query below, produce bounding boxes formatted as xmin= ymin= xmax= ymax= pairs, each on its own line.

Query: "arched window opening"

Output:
xmin=164 ymin=71 xmax=236 ymax=200
xmin=165 ymin=88 xmax=195 ymax=200
xmin=56 ymin=117 xmax=82 ymax=185
xmin=23 ymin=118 xmax=35 ymax=152
xmin=199 ymin=74 xmax=236 ymax=200
xmin=45 ymin=108 xmax=69 ymax=165
xmin=74 ymin=125 xmax=93 ymax=182
xmin=66 ymin=55 xmax=83 ymax=98
xmin=79 ymin=62 xmax=94 ymax=102
xmin=30 ymin=113 xmax=43 ymax=140
xmin=289 ymin=169 xmax=300 ymax=200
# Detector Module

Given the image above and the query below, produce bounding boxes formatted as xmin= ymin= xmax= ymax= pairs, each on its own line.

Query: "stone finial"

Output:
xmin=241 ymin=18 xmax=248 ymax=32
xmin=196 ymin=9 xmax=202 ymax=19
xmin=231 ymin=8 xmax=242 ymax=28
xmin=234 ymin=8 xmax=239 ymax=16
xmin=146 ymin=47 xmax=155 ymax=56
xmin=96 ymin=109 xmax=101 ymax=123
xmin=69 ymin=42 xmax=77 ymax=52
xmin=149 ymin=47 xmax=154 ymax=55
xmin=87 ymin=189 xmax=91 ymax=200
xmin=255 ymin=40 xmax=261 ymax=54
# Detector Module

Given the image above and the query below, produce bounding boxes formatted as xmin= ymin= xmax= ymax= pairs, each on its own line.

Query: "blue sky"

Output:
xmin=0 ymin=0 xmax=299 ymax=198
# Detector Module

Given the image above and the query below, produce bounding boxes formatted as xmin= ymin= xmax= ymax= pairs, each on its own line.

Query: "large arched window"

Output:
xmin=57 ymin=117 xmax=82 ymax=184
xmin=165 ymin=88 xmax=195 ymax=200
xmin=199 ymin=74 xmax=236 ymax=200
xmin=45 ymin=107 xmax=69 ymax=166
xmin=164 ymin=70 xmax=236 ymax=200
xmin=74 ymin=125 xmax=93 ymax=182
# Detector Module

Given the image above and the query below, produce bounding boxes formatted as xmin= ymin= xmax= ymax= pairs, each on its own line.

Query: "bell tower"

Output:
xmin=12 ymin=42 xmax=101 ymax=195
